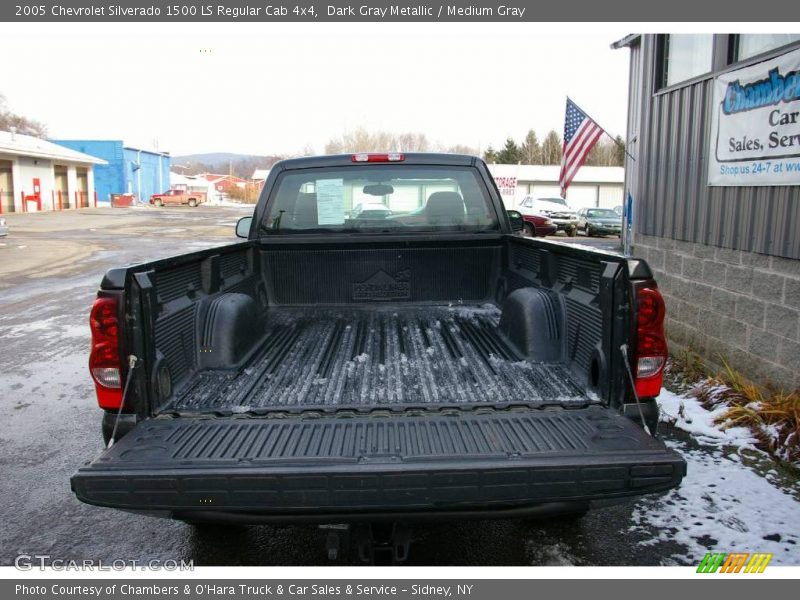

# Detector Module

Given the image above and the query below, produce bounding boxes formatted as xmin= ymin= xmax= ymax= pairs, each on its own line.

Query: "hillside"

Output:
xmin=172 ymin=152 xmax=281 ymax=178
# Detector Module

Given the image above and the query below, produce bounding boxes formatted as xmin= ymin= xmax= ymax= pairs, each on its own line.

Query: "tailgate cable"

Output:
xmin=619 ymin=344 xmax=652 ymax=437
xmin=107 ymin=355 xmax=138 ymax=449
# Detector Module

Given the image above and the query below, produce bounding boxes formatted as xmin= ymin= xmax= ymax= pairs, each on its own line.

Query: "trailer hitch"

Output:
xmin=320 ymin=523 xmax=413 ymax=565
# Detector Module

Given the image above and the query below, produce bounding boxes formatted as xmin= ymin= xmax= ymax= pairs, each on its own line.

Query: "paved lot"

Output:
xmin=1 ymin=206 xmax=797 ymax=567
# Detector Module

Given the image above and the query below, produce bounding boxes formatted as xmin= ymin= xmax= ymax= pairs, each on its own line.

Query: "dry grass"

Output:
xmin=693 ymin=358 xmax=800 ymax=467
xmin=664 ymin=347 xmax=708 ymax=392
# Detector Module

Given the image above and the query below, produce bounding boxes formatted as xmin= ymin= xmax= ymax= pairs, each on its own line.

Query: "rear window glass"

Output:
xmin=586 ymin=209 xmax=619 ymax=218
xmin=260 ymin=165 xmax=499 ymax=234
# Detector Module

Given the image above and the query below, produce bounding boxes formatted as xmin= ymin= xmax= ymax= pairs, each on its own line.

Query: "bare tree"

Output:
xmin=0 ymin=93 xmax=48 ymax=138
xmin=541 ymin=130 xmax=562 ymax=165
xmin=325 ymin=129 xmax=435 ymax=153
xmin=584 ymin=136 xmax=625 ymax=167
xmin=442 ymin=144 xmax=479 ymax=155
xmin=519 ymin=129 xmax=542 ymax=165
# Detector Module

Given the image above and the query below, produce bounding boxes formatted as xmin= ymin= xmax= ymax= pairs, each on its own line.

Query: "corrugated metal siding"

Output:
xmin=53 ymin=140 xmax=124 ymax=202
xmin=627 ymin=36 xmax=800 ymax=260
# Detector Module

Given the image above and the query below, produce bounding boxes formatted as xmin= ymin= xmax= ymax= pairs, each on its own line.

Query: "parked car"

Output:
xmin=149 ymin=189 xmax=207 ymax=207
xmin=0 ymin=217 xmax=8 ymax=237
xmin=351 ymin=202 xmax=392 ymax=219
xmin=613 ymin=205 xmax=624 ymax=217
xmin=520 ymin=213 xmax=557 ymax=237
xmin=577 ymin=207 xmax=623 ymax=237
xmin=72 ymin=153 xmax=682 ymax=559
xmin=518 ymin=196 xmax=578 ymax=236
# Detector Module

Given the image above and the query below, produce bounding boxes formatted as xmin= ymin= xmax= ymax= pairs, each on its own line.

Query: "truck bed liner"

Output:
xmin=162 ymin=305 xmax=589 ymax=415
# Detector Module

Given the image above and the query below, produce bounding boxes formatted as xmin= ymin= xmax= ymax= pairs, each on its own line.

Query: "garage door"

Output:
xmin=54 ymin=165 xmax=69 ymax=209
xmin=530 ymin=185 xmax=562 ymax=199
xmin=598 ymin=185 xmax=623 ymax=208
xmin=566 ymin=185 xmax=597 ymax=209
xmin=0 ymin=160 xmax=13 ymax=213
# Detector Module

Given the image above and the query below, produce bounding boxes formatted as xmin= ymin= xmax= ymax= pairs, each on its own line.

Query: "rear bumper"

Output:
xmin=72 ymin=408 xmax=686 ymax=522
xmin=589 ymin=225 xmax=622 ymax=235
xmin=536 ymin=225 xmax=558 ymax=237
xmin=74 ymin=458 xmax=683 ymax=522
xmin=552 ymin=219 xmax=578 ymax=230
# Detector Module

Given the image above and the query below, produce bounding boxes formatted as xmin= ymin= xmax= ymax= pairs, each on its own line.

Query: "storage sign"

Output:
xmin=493 ymin=176 xmax=518 ymax=204
xmin=708 ymin=45 xmax=800 ymax=186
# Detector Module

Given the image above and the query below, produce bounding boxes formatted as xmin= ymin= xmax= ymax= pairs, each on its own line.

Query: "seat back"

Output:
xmin=292 ymin=192 xmax=318 ymax=228
xmin=425 ymin=191 xmax=465 ymax=226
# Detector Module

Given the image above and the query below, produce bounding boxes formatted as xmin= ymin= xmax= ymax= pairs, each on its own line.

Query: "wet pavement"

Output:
xmin=1 ymin=206 xmax=797 ymax=567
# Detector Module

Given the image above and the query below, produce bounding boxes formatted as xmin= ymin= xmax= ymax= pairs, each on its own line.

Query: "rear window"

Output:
xmin=538 ymin=197 xmax=567 ymax=206
xmin=587 ymin=209 xmax=618 ymax=218
xmin=260 ymin=165 xmax=500 ymax=234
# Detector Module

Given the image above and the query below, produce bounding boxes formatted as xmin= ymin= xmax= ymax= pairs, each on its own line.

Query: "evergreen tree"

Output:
xmin=496 ymin=137 xmax=520 ymax=164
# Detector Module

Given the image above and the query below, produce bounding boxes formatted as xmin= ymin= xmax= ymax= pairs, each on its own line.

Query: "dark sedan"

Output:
xmin=576 ymin=208 xmax=622 ymax=237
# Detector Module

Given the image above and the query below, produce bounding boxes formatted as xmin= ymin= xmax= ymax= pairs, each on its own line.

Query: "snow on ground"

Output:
xmin=628 ymin=389 xmax=800 ymax=565
xmin=657 ymin=388 xmax=757 ymax=448
xmin=631 ymin=441 xmax=800 ymax=564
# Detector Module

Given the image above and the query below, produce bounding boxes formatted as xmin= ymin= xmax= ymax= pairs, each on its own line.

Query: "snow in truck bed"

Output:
xmin=162 ymin=304 xmax=591 ymax=414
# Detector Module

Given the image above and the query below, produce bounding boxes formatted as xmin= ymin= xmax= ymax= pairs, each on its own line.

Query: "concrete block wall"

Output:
xmin=635 ymin=234 xmax=800 ymax=390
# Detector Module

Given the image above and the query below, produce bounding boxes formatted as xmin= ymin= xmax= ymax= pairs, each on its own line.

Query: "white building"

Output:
xmin=487 ymin=164 xmax=624 ymax=210
xmin=0 ymin=130 xmax=106 ymax=213
xmin=251 ymin=168 xmax=270 ymax=185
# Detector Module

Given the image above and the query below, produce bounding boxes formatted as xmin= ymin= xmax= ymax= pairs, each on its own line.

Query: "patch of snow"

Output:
xmin=445 ymin=303 xmax=501 ymax=319
xmin=657 ymin=389 xmax=757 ymax=449
xmin=632 ymin=441 xmax=800 ymax=565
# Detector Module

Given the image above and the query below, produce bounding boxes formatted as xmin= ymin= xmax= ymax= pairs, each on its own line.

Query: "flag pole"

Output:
xmin=567 ymin=96 xmax=636 ymax=162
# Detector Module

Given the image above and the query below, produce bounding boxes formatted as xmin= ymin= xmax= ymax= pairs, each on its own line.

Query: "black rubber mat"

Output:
xmin=162 ymin=305 xmax=589 ymax=414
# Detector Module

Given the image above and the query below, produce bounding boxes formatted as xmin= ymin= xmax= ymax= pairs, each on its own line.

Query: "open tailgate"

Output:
xmin=72 ymin=406 xmax=685 ymax=519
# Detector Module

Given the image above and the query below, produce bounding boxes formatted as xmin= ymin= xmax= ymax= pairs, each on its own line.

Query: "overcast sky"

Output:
xmin=0 ymin=24 xmax=631 ymax=156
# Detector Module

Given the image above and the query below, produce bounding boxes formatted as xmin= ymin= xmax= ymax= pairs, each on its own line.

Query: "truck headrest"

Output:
xmin=293 ymin=192 xmax=318 ymax=228
xmin=425 ymin=191 xmax=465 ymax=224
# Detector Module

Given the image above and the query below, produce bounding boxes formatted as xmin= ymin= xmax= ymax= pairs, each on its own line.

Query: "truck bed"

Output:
xmin=161 ymin=305 xmax=590 ymax=415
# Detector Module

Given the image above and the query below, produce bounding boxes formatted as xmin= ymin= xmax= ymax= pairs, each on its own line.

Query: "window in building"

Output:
xmin=660 ymin=34 xmax=714 ymax=88
xmin=732 ymin=34 xmax=800 ymax=62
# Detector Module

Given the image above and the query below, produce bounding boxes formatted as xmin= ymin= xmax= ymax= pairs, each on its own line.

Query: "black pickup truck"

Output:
xmin=72 ymin=153 xmax=684 ymax=530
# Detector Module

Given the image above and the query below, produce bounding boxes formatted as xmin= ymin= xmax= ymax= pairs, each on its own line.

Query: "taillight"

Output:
xmin=351 ymin=152 xmax=405 ymax=163
xmin=89 ymin=292 xmax=124 ymax=409
xmin=633 ymin=281 xmax=667 ymax=398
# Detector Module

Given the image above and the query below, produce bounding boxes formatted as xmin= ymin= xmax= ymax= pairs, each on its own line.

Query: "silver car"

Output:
xmin=0 ymin=217 xmax=8 ymax=238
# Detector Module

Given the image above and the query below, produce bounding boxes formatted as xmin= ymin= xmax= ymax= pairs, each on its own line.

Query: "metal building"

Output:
xmin=614 ymin=34 xmax=800 ymax=389
xmin=487 ymin=164 xmax=624 ymax=209
xmin=52 ymin=140 xmax=171 ymax=205
xmin=0 ymin=130 xmax=106 ymax=213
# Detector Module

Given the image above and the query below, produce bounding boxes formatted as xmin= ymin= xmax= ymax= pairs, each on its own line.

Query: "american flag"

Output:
xmin=559 ymin=98 xmax=604 ymax=196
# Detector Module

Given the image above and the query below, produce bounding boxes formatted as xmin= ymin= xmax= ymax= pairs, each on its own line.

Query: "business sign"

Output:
xmin=493 ymin=175 xmax=518 ymax=206
xmin=708 ymin=45 xmax=800 ymax=186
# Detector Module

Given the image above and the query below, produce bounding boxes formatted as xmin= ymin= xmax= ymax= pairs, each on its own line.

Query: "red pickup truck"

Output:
xmin=150 ymin=189 xmax=206 ymax=207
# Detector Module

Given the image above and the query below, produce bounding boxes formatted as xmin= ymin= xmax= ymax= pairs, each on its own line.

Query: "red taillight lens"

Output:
xmin=636 ymin=286 xmax=665 ymax=329
xmin=633 ymin=281 xmax=667 ymax=398
xmin=351 ymin=152 xmax=405 ymax=163
xmin=89 ymin=294 xmax=123 ymax=409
